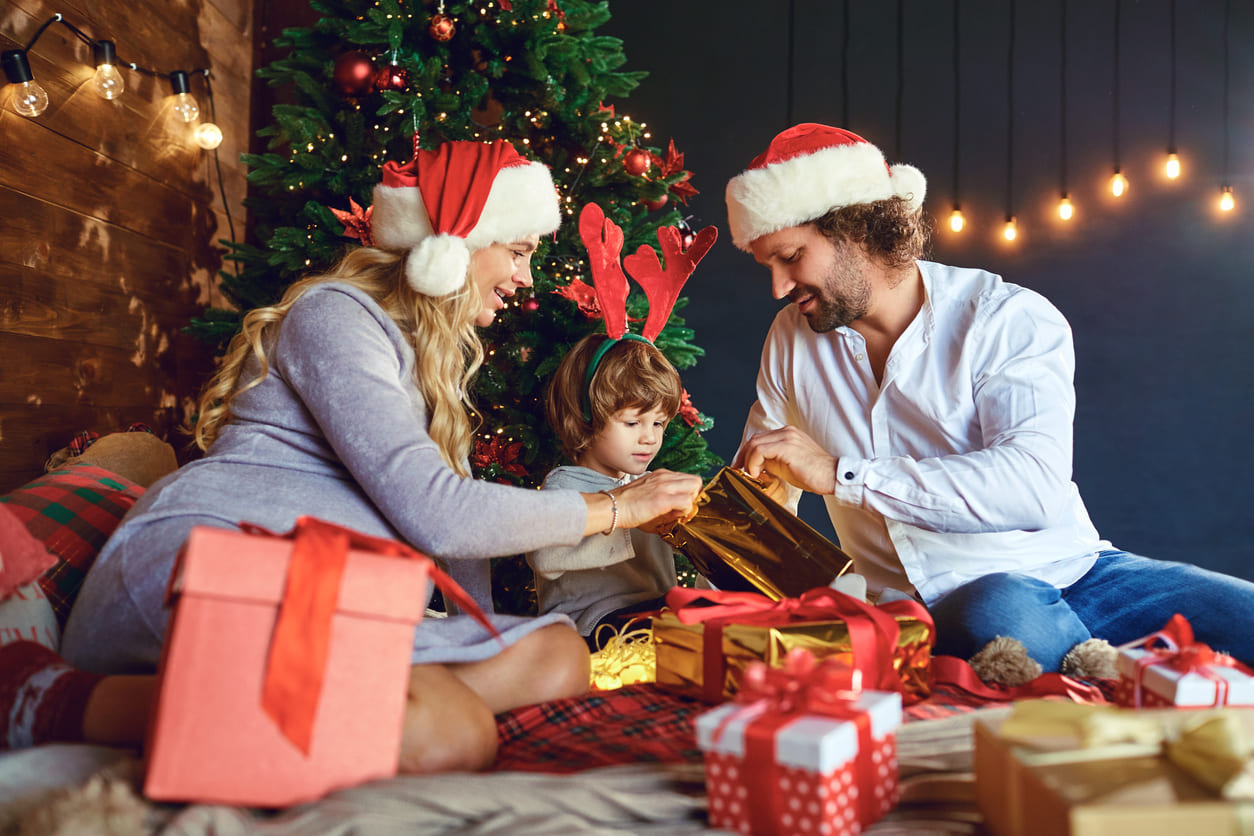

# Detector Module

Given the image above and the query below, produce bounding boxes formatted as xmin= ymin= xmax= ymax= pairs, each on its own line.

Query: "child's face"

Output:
xmin=578 ymin=406 xmax=670 ymax=480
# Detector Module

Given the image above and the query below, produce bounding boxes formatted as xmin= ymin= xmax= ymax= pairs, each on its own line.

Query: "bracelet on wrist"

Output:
xmin=600 ymin=489 xmax=618 ymax=536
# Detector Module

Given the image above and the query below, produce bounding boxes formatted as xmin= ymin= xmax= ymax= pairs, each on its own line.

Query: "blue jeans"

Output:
xmin=929 ymin=551 xmax=1254 ymax=671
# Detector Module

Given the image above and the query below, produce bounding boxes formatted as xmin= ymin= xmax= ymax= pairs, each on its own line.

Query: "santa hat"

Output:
xmin=371 ymin=140 xmax=561 ymax=296
xmin=725 ymin=124 xmax=926 ymax=251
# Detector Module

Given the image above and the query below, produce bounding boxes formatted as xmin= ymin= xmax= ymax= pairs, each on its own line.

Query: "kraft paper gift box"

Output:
xmin=654 ymin=586 xmax=933 ymax=705
xmin=144 ymin=518 xmax=461 ymax=807
xmin=974 ymin=700 xmax=1254 ymax=836
xmin=696 ymin=657 xmax=903 ymax=836
xmin=1113 ymin=614 xmax=1254 ymax=709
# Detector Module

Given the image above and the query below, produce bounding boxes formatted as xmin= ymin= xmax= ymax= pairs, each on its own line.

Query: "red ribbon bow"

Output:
xmin=244 ymin=517 xmax=502 ymax=754
xmin=1126 ymin=613 xmax=1236 ymax=707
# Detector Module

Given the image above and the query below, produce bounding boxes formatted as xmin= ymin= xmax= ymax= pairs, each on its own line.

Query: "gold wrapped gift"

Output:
xmin=653 ymin=587 xmax=933 ymax=704
xmin=975 ymin=701 xmax=1254 ymax=836
xmin=660 ymin=467 xmax=852 ymax=600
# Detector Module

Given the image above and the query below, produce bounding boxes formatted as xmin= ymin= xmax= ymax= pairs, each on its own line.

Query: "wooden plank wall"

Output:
xmin=0 ymin=0 xmax=253 ymax=491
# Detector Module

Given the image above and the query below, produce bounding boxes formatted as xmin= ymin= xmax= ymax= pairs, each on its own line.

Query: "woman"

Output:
xmin=54 ymin=140 xmax=702 ymax=771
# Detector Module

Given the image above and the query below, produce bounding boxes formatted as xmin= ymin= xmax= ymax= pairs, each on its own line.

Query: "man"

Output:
xmin=727 ymin=123 xmax=1254 ymax=683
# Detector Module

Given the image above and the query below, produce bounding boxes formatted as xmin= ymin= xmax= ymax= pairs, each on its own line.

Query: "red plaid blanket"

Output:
xmin=493 ymin=677 xmax=1117 ymax=774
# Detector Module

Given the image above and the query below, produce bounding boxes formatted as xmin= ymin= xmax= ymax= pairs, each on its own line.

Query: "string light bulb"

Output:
xmin=1110 ymin=168 xmax=1128 ymax=197
xmin=168 ymin=70 xmax=199 ymax=123
xmin=1164 ymin=151 xmax=1180 ymax=179
xmin=1058 ymin=194 xmax=1073 ymax=221
xmin=1003 ymin=216 xmax=1017 ymax=241
xmin=949 ymin=206 xmax=965 ymax=233
xmin=1219 ymin=186 xmax=1235 ymax=212
xmin=194 ymin=122 xmax=223 ymax=150
xmin=92 ymin=39 xmax=124 ymax=100
xmin=1 ymin=50 xmax=49 ymax=117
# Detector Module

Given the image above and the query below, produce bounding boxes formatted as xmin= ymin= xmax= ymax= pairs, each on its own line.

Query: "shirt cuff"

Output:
xmin=832 ymin=456 xmax=868 ymax=504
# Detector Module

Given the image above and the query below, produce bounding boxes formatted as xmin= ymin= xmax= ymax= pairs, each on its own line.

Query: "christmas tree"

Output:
xmin=191 ymin=0 xmax=722 ymax=612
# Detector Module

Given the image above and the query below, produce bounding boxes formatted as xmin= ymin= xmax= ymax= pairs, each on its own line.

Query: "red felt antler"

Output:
xmin=577 ymin=202 xmax=630 ymax=339
xmin=624 ymin=223 xmax=718 ymax=342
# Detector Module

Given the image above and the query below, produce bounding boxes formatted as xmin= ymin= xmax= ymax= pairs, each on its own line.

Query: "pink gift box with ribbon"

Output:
xmin=695 ymin=651 xmax=902 ymax=836
xmin=144 ymin=518 xmax=497 ymax=807
xmin=1114 ymin=613 xmax=1254 ymax=709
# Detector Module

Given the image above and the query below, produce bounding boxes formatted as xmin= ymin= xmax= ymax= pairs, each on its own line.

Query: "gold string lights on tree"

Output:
xmin=0 ymin=13 xmax=221 ymax=150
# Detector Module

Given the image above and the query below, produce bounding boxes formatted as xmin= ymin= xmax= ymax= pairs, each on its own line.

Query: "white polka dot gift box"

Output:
xmin=695 ymin=653 xmax=902 ymax=836
xmin=1113 ymin=614 xmax=1254 ymax=709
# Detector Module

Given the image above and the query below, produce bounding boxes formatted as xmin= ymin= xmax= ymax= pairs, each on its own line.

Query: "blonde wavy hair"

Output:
xmin=193 ymin=247 xmax=485 ymax=477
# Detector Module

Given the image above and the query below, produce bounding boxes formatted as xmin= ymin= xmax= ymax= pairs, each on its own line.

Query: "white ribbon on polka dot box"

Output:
xmin=696 ymin=690 xmax=902 ymax=836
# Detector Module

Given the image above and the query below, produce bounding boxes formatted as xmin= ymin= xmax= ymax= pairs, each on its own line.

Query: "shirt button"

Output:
xmin=844 ymin=471 xmax=855 ymax=481
xmin=855 ymin=353 xmax=865 ymax=362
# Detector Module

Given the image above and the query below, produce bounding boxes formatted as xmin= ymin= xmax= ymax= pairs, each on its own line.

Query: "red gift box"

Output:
xmin=695 ymin=652 xmax=902 ymax=836
xmin=1114 ymin=613 xmax=1254 ymax=709
xmin=144 ymin=518 xmax=494 ymax=807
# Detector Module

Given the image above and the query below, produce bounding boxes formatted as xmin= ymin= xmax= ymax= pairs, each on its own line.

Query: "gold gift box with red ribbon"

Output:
xmin=653 ymin=586 xmax=933 ymax=705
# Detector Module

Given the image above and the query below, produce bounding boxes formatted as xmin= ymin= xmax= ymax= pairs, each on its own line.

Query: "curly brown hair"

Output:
xmin=811 ymin=198 xmax=932 ymax=268
xmin=545 ymin=333 xmax=682 ymax=463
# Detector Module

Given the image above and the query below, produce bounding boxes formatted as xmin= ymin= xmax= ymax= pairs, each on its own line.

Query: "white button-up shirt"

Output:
xmin=740 ymin=260 xmax=1108 ymax=603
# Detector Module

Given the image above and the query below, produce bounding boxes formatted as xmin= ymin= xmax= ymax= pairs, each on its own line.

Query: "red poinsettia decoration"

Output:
xmin=329 ymin=198 xmax=374 ymax=246
xmin=472 ymin=435 xmax=529 ymax=482
xmin=552 ymin=277 xmax=602 ymax=318
xmin=678 ymin=389 xmax=704 ymax=429
xmin=654 ymin=139 xmax=699 ymax=204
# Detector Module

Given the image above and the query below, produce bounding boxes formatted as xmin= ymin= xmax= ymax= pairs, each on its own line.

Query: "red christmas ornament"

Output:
xmin=429 ymin=13 xmax=456 ymax=41
xmin=623 ymin=147 xmax=651 ymax=176
xmin=333 ymin=51 xmax=377 ymax=96
xmin=374 ymin=63 xmax=409 ymax=92
xmin=523 ymin=297 xmax=539 ymax=312
xmin=643 ymin=194 xmax=669 ymax=211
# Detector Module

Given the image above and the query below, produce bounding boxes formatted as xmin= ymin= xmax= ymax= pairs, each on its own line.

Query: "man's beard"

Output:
xmin=792 ymin=262 xmax=870 ymax=333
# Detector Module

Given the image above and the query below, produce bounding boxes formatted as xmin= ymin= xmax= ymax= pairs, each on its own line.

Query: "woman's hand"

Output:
xmin=734 ymin=426 xmax=837 ymax=496
xmin=582 ymin=469 xmax=701 ymax=536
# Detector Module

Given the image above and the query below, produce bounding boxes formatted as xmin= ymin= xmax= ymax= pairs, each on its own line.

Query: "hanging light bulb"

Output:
xmin=1219 ymin=186 xmax=1235 ymax=212
xmin=168 ymin=70 xmax=199 ymax=123
xmin=92 ymin=39 xmax=124 ymax=100
xmin=1003 ymin=216 xmax=1017 ymax=241
xmin=1 ymin=50 xmax=49 ymax=118
xmin=949 ymin=206 xmax=965 ymax=233
xmin=1058 ymin=194 xmax=1073 ymax=221
xmin=1110 ymin=168 xmax=1128 ymax=197
xmin=194 ymin=122 xmax=223 ymax=150
xmin=1164 ymin=151 xmax=1180 ymax=179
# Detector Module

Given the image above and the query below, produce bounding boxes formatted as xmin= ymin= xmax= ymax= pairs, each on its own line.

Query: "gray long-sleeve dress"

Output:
xmin=61 ymin=283 xmax=587 ymax=674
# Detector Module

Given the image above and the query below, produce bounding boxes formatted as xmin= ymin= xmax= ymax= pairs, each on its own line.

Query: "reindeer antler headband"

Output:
xmin=577 ymin=202 xmax=717 ymax=420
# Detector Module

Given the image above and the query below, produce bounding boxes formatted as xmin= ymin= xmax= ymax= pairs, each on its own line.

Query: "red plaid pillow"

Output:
xmin=0 ymin=464 xmax=144 ymax=627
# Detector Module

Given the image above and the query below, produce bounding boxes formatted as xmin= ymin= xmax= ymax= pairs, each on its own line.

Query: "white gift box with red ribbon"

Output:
xmin=1114 ymin=613 xmax=1254 ymax=709
xmin=696 ymin=689 xmax=902 ymax=836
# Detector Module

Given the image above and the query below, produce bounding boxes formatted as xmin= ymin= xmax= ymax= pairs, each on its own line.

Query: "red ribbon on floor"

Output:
xmin=1123 ymin=613 xmax=1236 ymax=707
xmin=928 ymin=655 xmax=1105 ymax=704
xmin=718 ymin=651 xmax=876 ymax=834
xmin=244 ymin=516 xmax=501 ymax=754
xmin=665 ymin=586 xmax=914 ymax=702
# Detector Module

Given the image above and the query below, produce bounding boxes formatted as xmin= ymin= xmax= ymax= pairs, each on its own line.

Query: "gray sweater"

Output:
xmin=527 ymin=466 xmax=678 ymax=637
xmin=62 ymin=284 xmax=587 ymax=673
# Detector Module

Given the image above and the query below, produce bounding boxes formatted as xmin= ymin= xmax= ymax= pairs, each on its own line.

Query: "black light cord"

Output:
xmin=1005 ymin=0 xmax=1016 ymax=221
xmin=952 ymin=0 xmax=961 ymax=209
xmin=1060 ymin=0 xmax=1068 ymax=196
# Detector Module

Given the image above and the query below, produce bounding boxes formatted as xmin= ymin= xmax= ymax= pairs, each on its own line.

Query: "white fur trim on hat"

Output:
xmin=726 ymin=140 xmax=927 ymax=251
xmin=463 ymin=160 xmax=561 ymax=250
xmin=406 ymin=233 xmax=470 ymax=296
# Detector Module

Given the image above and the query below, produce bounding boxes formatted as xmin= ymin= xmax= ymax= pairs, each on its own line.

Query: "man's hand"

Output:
xmin=734 ymin=426 xmax=838 ymax=495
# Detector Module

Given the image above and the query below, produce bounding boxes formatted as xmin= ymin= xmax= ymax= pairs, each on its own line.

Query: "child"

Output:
xmin=528 ymin=332 xmax=685 ymax=650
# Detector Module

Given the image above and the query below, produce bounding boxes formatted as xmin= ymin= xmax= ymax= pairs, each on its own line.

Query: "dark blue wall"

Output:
xmin=602 ymin=1 xmax=1254 ymax=580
